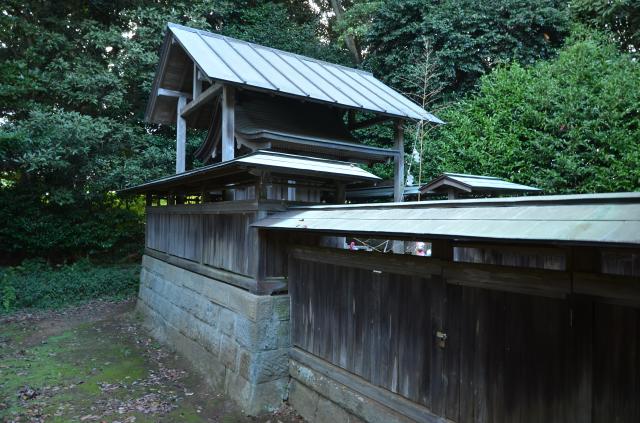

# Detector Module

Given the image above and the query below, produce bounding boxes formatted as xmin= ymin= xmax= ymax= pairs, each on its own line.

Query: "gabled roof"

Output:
xmin=420 ymin=173 xmax=542 ymax=195
xmin=119 ymin=151 xmax=380 ymax=194
xmin=147 ymin=23 xmax=442 ymax=123
xmin=252 ymin=192 xmax=640 ymax=246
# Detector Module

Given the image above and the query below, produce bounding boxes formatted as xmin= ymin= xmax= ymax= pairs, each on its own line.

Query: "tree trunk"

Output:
xmin=330 ymin=0 xmax=362 ymax=64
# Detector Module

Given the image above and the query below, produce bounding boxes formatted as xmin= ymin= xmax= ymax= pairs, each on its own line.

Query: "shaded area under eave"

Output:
xmin=252 ymin=192 xmax=640 ymax=247
xmin=195 ymin=94 xmax=398 ymax=165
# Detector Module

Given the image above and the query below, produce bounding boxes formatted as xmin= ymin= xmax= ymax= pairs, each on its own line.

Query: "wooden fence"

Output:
xmin=288 ymin=246 xmax=640 ymax=423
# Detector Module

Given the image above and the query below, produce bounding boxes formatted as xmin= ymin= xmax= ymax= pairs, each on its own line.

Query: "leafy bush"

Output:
xmin=419 ymin=29 xmax=640 ymax=194
xmin=0 ymin=259 xmax=139 ymax=313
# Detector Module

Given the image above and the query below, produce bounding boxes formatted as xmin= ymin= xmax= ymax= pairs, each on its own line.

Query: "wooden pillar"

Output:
xmin=192 ymin=64 xmax=202 ymax=99
xmin=222 ymin=85 xmax=235 ymax=162
xmin=393 ymin=119 xmax=405 ymax=202
xmin=176 ymin=95 xmax=187 ymax=173
xmin=145 ymin=193 xmax=153 ymax=207
xmin=447 ymin=188 xmax=457 ymax=200
xmin=255 ymin=171 xmax=270 ymax=201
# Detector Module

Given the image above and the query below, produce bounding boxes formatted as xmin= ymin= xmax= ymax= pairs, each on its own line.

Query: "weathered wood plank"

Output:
xmin=176 ymin=95 xmax=187 ymax=173
xmin=592 ymin=303 xmax=640 ymax=423
xmin=221 ymin=85 xmax=235 ymax=162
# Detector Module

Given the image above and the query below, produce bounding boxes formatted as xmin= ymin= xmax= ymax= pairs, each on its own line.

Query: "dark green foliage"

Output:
xmin=0 ymin=0 xmax=339 ymax=263
xmin=0 ymin=260 xmax=140 ymax=313
xmin=363 ymin=0 xmax=570 ymax=99
xmin=420 ymin=30 xmax=640 ymax=194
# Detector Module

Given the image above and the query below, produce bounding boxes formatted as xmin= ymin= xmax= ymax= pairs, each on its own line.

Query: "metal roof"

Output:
xmin=119 ymin=151 xmax=380 ymax=194
xmin=252 ymin=192 xmax=640 ymax=246
xmin=161 ymin=23 xmax=442 ymax=123
xmin=420 ymin=173 xmax=542 ymax=194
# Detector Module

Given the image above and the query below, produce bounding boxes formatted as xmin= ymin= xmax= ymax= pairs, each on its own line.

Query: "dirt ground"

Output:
xmin=0 ymin=299 xmax=304 ymax=423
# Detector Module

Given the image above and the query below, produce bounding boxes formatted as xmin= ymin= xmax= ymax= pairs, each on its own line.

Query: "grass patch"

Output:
xmin=0 ymin=322 xmax=149 ymax=421
xmin=0 ymin=259 xmax=139 ymax=313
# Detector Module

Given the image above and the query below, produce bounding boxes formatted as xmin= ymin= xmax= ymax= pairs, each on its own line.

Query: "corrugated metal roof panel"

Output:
xmin=168 ymin=23 xmax=442 ymax=123
xmin=119 ymin=151 xmax=380 ymax=194
xmin=252 ymin=193 xmax=640 ymax=246
xmin=236 ymin=153 xmax=378 ymax=179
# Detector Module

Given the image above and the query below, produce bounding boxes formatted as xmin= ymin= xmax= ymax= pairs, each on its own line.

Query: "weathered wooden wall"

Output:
xmin=289 ymin=246 xmax=640 ymax=423
xmin=146 ymin=206 xmax=255 ymax=275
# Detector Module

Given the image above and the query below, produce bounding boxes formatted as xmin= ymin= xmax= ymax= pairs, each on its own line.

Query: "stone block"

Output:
xmin=275 ymin=320 xmax=291 ymax=348
xmin=289 ymin=379 xmax=319 ymax=422
xmin=220 ymin=335 xmax=238 ymax=371
xmin=219 ymin=307 xmax=236 ymax=335
xmin=199 ymin=278 xmax=230 ymax=306
xmin=227 ymin=288 xmax=259 ymax=321
xmin=226 ymin=372 xmax=288 ymax=416
xmin=317 ymin=396 xmax=352 ymax=423
xmin=238 ymin=348 xmax=289 ymax=384
xmin=235 ymin=316 xmax=288 ymax=351
xmin=272 ymin=295 xmax=291 ymax=321
xmin=137 ymin=255 xmax=292 ymax=417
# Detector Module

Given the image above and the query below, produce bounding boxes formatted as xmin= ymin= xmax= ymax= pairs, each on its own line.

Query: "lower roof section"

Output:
xmin=252 ymin=192 xmax=640 ymax=247
xmin=420 ymin=172 xmax=542 ymax=194
xmin=119 ymin=151 xmax=380 ymax=195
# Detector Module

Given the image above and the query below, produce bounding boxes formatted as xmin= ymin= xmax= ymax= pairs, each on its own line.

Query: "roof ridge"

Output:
xmin=167 ymin=22 xmax=375 ymax=77
xmin=444 ymin=172 xmax=502 ymax=180
xmin=287 ymin=192 xmax=640 ymax=210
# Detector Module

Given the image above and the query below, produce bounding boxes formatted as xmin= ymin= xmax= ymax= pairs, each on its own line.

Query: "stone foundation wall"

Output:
xmin=137 ymin=255 xmax=291 ymax=415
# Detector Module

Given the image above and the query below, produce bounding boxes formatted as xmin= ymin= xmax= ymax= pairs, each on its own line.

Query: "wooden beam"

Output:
xmin=221 ymin=85 xmax=236 ymax=162
xmin=181 ymin=82 xmax=222 ymax=118
xmin=176 ymin=96 xmax=187 ymax=173
xmin=347 ymin=115 xmax=389 ymax=131
xmin=393 ymin=119 xmax=405 ymax=202
xmin=157 ymin=87 xmax=192 ymax=99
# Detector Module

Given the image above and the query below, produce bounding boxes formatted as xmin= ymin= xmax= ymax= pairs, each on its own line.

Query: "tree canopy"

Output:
xmin=341 ymin=0 xmax=570 ymax=99
xmin=419 ymin=30 xmax=640 ymax=194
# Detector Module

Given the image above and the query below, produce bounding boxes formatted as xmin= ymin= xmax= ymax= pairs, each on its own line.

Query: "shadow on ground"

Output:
xmin=0 ymin=300 xmax=303 ymax=423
